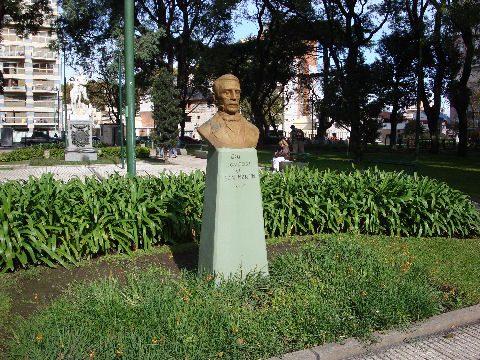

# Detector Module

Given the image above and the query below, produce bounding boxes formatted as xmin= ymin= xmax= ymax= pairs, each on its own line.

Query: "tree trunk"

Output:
xmin=251 ymin=102 xmax=266 ymax=148
xmin=390 ymin=106 xmax=399 ymax=150
xmin=457 ymin=109 xmax=468 ymax=156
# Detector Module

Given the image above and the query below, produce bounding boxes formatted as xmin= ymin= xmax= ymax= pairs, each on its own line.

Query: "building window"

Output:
xmin=31 ymin=31 xmax=52 ymax=44
xmin=1 ymin=27 xmax=23 ymax=41
xmin=4 ymin=78 xmax=26 ymax=90
xmin=33 ymin=62 xmax=55 ymax=75
xmin=32 ymin=48 xmax=57 ymax=59
xmin=185 ymin=116 xmax=192 ymax=122
xmin=3 ymin=62 xmax=25 ymax=74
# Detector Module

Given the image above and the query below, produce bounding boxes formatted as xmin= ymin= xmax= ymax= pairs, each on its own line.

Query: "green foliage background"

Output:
xmin=0 ymin=167 xmax=478 ymax=271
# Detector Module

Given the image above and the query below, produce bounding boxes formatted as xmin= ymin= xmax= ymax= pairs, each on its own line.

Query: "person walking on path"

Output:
xmin=290 ymin=125 xmax=305 ymax=153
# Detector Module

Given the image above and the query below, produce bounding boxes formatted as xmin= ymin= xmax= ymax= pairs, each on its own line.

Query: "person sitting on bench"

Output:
xmin=272 ymin=138 xmax=290 ymax=172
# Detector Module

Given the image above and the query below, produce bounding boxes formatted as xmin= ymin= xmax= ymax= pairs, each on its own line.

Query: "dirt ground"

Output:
xmin=0 ymin=242 xmax=299 ymax=355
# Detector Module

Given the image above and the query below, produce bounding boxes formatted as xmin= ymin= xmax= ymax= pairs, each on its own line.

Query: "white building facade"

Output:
xmin=0 ymin=0 xmax=63 ymax=142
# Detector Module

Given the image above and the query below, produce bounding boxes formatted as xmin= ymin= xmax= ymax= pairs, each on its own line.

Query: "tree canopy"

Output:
xmin=54 ymin=0 xmax=480 ymax=156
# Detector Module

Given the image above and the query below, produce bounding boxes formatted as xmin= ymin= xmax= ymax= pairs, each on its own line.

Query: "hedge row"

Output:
xmin=1 ymin=167 xmax=478 ymax=271
xmin=0 ymin=146 xmax=150 ymax=162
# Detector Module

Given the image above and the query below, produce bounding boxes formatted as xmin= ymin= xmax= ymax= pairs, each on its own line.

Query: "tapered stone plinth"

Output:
xmin=198 ymin=148 xmax=268 ymax=279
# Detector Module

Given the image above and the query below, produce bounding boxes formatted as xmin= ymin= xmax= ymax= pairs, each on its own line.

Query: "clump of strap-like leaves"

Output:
xmin=1 ymin=167 xmax=478 ymax=271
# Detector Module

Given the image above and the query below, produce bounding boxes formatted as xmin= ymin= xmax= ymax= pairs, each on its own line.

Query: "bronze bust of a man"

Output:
xmin=198 ymin=74 xmax=259 ymax=149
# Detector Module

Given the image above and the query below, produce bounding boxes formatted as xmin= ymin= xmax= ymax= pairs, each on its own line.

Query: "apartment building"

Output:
xmin=0 ymin=0 xmax=62 ymax=142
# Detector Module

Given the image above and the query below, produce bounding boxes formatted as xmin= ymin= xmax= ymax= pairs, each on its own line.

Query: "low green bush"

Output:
xmin=32 ymin=143 xmax=65 ymax=150
xmin=0 ymin=148 xmax=44 ymax=162
xmin=98 ymin=146 xmax=150 ymax=159
xmin=0 ymin=146 xmax=150 ymax=163
xmin=6 ymin=238 xmax=444 ymax=359
xmin=0 ymin=168 xmax=478 ymax=271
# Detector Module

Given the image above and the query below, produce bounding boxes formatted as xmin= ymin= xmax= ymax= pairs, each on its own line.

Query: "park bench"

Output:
xmin=194 ymin=145 xmax=209 ymax=159
xmin=367 ymin=159 xmax=418 ymax=168
xmin=290 ymin=152 xmax=310 ymax=162
xmin=279 ymin=160 xmax=308 ymax=171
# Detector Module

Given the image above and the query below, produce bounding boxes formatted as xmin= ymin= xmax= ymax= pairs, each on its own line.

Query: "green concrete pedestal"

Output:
xmin=198 ymin=148 xmax=269 ymax=279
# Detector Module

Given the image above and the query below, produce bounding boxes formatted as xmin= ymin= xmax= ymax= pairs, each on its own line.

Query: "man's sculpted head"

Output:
xmin=213 ymin=74 xmax=241 ymax=115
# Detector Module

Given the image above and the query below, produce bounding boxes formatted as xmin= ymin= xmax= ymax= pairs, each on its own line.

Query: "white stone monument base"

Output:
xmin=64 ymin=148 xmax=97 ymax=162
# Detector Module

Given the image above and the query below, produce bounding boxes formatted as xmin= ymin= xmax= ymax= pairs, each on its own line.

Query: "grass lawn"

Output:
xmin=2 ymin=233 xmax=479 ymax=359
xmin=257 ymin=148 xmax=480 ymax=199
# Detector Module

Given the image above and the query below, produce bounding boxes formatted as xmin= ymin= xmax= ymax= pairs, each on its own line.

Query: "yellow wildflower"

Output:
xmin=218 ymin=351 xmax=223 ymax=357
xmin=36 ymin=334 xmax=42 ymax=342
xmin=89 ymin=351 xmax=95 ymax=358
xmin=361 ymin=291 xmax=366 ymax=297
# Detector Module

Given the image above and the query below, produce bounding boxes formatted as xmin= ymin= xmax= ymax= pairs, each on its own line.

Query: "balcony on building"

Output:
xmin=1 ymin=111 xmax=28 ymax=125
xmin=32 ymin=48 xmax=57 ymax=61
xmin=32 ymin=80 xmax=56 ymax=93
xmin=0 ymin=45 xmax=25 ymax=59
xmin=2 ymin=94 xmax=27 ymax=108
xmin=33 ymin=94 xmax=56 ymax=109
xmin=33 ymin=111 xmax=57 ymax=125
xmin=3 ymin=78 xmax=27 ymax=93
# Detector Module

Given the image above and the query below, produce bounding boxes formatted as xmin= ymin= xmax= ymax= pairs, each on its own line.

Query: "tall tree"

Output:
xmin=373 ymin=30 xmax=417 ymax=149
xmin=278 ymin=0 xmax=393 ymax=160
xmin=150 ymin=68 xmax=183 ymax=150
xmin=405 ymin=0 xmax=453 ymax=154
xmin=438 ymin=0 xmax=480 ymax=156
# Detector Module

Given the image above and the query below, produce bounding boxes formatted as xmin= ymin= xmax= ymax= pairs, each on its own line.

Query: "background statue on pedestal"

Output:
xmin=70 ymin=74 xmax=89 ymax=114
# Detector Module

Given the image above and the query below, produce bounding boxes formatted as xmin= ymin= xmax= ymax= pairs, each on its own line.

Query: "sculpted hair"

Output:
xmin=213 ymin=74 xmax=240 ymax=97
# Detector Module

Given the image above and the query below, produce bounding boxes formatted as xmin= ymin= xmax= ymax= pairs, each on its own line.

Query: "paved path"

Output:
xmin=0 ymin=154 xmax=207 ymax=182
xmin=271 ymin=305 xmax=480 ymax=360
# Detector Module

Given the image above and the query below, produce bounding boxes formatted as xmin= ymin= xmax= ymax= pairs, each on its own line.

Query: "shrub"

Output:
xmin=136 ymin=146 xmax=151 ymax=158
xmin=0 ymin=148 xmax=44 ymax=162
xmin=0 ymin=146 xmax=149 ymax=163
xmin=98 ymin=147 xmax=150 ymax=159
xmin=0 ymin=168 xmax=478 ymax=271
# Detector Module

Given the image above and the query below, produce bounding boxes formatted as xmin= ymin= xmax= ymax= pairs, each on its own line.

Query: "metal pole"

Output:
xmin=63 ymin=49 xmax=67 ymax=146
xmin=118 ymin=51 xmax=125 ymax=169
xmin=415 ymin=1 xmax=423 ymax=162
xmin=124 ymin=0 xmax=136 ymax=175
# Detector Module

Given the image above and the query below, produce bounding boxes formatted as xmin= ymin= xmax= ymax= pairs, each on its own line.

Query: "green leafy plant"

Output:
xmin=1 ymin=168 xmax=478 ymax=271
xmin=261 ymin=167 xmax=479 ymax=238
